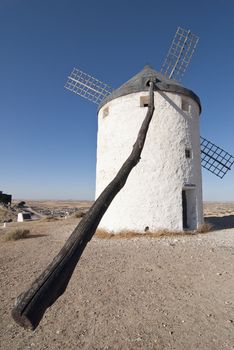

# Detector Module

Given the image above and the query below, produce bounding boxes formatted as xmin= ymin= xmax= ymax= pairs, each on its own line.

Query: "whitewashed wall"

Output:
xmin=96 ymin=91 xmax=203 ymax=232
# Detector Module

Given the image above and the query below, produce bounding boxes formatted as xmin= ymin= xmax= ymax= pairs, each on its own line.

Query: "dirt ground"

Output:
xmin=0 ymin=202 xmax=234 ymax=350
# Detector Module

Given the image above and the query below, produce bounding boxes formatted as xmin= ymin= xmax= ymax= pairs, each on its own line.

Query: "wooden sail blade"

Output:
xmin=65 ymin=67 xmax=113 ymax=104
xmin=200 ymin=136 xmax=234 ymax=178
xmin=160 ymin=27 xmax=199 ymax=82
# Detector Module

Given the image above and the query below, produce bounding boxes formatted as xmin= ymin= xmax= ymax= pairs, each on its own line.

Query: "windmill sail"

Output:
xmin=200 ymin=136 xmax=234 ymax=178
xmin=65 ymin=68 xmax=112 ymax=104
xmin=161 ymin=27 xmax=199 ymax=82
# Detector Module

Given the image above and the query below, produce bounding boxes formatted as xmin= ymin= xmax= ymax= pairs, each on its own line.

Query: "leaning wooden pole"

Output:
xmin=12 ymin=81 xmax=155 ymax=330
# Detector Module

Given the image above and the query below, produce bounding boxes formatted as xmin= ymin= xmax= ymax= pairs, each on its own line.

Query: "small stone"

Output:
xmin=56 ymin=330 xmax=60 ymax=334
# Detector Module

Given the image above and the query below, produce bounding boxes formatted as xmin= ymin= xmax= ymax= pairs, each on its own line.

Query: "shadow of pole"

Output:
xmin=157 ymin=90 xmax=189 ymax=118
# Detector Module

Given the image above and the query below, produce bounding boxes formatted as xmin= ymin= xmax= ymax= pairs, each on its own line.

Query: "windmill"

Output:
xmin=11 ymin=28 xmax=234 ymax=330
xmin=65 ymin=27 xmax=234 ymax=232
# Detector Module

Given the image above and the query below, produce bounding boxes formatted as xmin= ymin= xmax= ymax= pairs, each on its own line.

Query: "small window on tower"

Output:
xmin=182 ymin=98 xmax=189 ymax=112
xmin=103 ymin=107 xmax=109 ymax=118
xmin=185 ymin=149 xmax=191 ymax=158
xmin=140 ymin=96 xmax=150 ymax=107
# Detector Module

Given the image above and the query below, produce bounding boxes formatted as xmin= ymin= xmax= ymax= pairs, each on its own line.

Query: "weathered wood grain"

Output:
xmin=11 ymin=82 xmax=155 ymax=330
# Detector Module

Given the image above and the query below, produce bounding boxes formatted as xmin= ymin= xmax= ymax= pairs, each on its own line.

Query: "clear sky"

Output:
xmin=0 ymin=0 xmax=234 ymax=201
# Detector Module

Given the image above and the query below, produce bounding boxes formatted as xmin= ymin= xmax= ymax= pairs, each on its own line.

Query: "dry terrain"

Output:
xmin=0 ymin=201 xmax=234 ymax=350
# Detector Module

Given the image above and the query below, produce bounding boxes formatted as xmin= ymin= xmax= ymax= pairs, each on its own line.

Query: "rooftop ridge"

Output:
xmin=98 ymin=65 xmax=201 ymax=113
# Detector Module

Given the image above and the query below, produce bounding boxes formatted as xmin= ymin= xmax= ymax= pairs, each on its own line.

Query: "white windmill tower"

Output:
xmin=11 ymin=30 xmax=234 ymax=329
xmin=65 ymin=27 xmax=234 ymax=232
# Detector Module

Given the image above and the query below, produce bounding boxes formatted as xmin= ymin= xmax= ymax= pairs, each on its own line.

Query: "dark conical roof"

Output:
xmin=115 ymin=64 xmax=182 ymax=90
xmin=99 ymin=65 xmax=201 ymax=113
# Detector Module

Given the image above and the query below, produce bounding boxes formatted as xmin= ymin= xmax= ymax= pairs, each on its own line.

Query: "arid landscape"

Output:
xmin=0 ymin=201 xmax=234 ymax=349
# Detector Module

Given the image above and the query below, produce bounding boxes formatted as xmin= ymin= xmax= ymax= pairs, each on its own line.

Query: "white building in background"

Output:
xmin=95 ymin=65 xmax=203 ymax=233
xmin=17 ymin=212 xmax=32 ymax=222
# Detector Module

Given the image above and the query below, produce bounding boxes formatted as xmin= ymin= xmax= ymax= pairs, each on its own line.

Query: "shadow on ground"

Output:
xmin=205 ymin=215 xmax=234 ymax=230
xmin=25 ymin=234 xmax=48 ymax=239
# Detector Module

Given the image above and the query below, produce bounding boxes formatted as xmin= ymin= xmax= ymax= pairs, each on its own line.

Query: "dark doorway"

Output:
xmin=182 ymin=190 xmax=188 ymax=229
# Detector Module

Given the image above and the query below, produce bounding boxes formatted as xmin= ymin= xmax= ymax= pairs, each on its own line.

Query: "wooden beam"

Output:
xmin=11 ymin=82 xmax=155 ymax=330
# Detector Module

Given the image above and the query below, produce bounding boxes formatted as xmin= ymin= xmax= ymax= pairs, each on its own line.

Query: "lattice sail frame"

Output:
xmin=200 ymin=137 xmax=234 ymax=178
xmin=65 ymin=68 xmax=113 ymax=104
xmin=161 ymin=27 xmax=199 ymax=82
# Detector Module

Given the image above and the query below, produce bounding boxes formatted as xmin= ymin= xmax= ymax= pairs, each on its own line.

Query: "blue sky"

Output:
xmin=0 ymin=0 xmax=234 ymax=200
